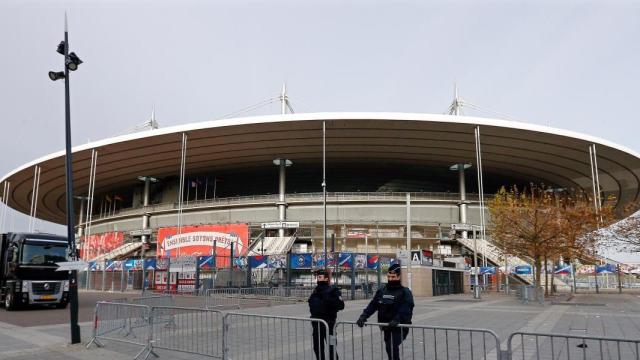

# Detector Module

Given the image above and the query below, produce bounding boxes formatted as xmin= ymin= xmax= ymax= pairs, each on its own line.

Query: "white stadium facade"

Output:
xmin=2 ymin=112 xmax=640 ymax=295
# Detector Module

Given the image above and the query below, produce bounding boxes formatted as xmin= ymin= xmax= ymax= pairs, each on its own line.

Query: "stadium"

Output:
xmin=2 ymin=111 xmax=640 ymax=295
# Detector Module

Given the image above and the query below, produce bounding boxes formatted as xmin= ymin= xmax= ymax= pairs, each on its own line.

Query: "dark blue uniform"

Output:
xmin=359 ymin=283 xmax=414 ymax=360
xmin=309 ymin=283 xmax=344 ymax=360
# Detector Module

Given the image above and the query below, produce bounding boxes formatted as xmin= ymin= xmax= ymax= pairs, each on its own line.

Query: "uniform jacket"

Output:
xmin=360 ymin=283 xmax=414 ymax=324
xmin=308 ymin=283 xmax=345 ymax=322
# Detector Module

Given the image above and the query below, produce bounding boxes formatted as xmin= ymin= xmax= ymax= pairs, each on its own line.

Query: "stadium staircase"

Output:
xmin=456 ymin=236 xmax=568 ymax=288
xmin=90 ymin=241 xmax=142 ymax=263
xmin=247 ymin=231 xmax=299 ymax=284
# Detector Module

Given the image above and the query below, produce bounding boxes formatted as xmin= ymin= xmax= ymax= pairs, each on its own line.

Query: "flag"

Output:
xmin=191 ymin=180 xmax=198 ymax=188
xmin=114 ymin=194 xmax=123 ymax=201
xmin=479 ymin=266 xmax=496 ymax=275
xmin=554 ymin=264 xmax=572 ymax=275
xmin=596 ymin=264 xmax=616 ymax=274
xmin=105 ymin=195 xmax=112 ymax=202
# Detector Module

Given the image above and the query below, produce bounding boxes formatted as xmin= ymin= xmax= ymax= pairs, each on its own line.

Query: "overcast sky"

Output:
xmin=1 ymin=0 xmax=639 ymax=261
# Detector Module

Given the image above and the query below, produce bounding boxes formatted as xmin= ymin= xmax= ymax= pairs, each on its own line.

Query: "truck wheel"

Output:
xmin=55 ymin=301 xmax=68 ymax=309
xmin=5 ymin=292 xmax=17 ymax=311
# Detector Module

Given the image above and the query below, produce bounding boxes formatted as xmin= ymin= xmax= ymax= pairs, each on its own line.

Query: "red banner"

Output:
xmin=80 ymin=232 xmax=124 ymax=260
xmin=157 ymin=224 xmax=249 ymax=267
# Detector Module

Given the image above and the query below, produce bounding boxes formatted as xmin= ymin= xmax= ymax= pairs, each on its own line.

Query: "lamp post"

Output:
xmin=322 ymin=121 xmax=327 ymax=270
xmin=49 ymin=15 xmax=83 ymax=344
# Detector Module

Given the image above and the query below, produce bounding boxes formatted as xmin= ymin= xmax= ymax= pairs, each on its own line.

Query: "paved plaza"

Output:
xmin=0 ymin=291 xmax=639 ymax=359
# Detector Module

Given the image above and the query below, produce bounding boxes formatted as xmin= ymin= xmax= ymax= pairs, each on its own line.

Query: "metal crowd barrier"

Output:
xmin=335 ymin=320 xmax=501 ymax=360
xmin=507 ymin=331 xmax=640 ymax=360
xmin=86 ymin=302 xmax=155 ymax=360
xmin=204 ymin=287 xmax=301 ymax=309
xmin=205 ymin=289 xmax=242 ymax=309
xmin=87 ymin=302 xmax=640 ymax=360
xmin=131 ymin=294 xmax=175 ymax=307
xmin=240 ymin=287 xmax=274 ymax=297
xmin=149 ymin=306 xmax=224 ymax=358
xmin=222 ymin=312 xmax=332 ymax=360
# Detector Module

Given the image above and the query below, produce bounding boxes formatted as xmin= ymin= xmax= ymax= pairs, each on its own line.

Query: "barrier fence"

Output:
xmin=86 ymin=302 xmax=154 ymax=359
xmin=507 ymin=332 xmax=640 ymax=360
xmin=131 ymin=294 xmax=175 ymax=308
xmin=223 ymin=312 xmax=332 ymax=360
xmin=335 ymin=321 xmax=501 ymax=360
xmin=203 ymin=286 xmax=373 ymax=310
xmin=149 ymin=306 xmax=224 ymax=358
xmin=88 ymin=301 xmax=640 ymax=360
xmin=205 ymin=289 xmax=242 ymax=309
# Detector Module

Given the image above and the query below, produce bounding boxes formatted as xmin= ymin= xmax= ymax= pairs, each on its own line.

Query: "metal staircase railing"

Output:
xmin=90 ymin=241 xmax=142 ymax=262
xmin=456 ymin=236 xmax=568 ymax=287
xmin=247 ymin=232 xmax=299 ymax=284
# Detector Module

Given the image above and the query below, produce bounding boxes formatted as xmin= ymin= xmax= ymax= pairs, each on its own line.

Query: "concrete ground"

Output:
xmin=0 ymin=291 xmax=639 ymax=359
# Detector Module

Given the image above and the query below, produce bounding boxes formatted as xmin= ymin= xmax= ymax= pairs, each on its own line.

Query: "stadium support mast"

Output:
xmin=149 ymin=106 xmax=159 ymax=129
xmin=281 ymin=84 xmax=287 ymax=115
xmin=448 ymin=83 xmax=463 ymax=116
xmin=279 ymin=83 xmax=295 ymax=114
xmin=275 ymin=84 xmax=294 ymax=240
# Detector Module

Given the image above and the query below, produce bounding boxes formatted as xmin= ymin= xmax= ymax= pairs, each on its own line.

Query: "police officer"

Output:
xmin=356 ymin=264 xmax=414 ymax=360
xmin=309 ymin=269 xmax=344 ymax=360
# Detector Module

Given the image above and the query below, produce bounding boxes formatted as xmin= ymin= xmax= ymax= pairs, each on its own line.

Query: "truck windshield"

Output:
xmin=21 ymin=241 xmax=67 ymax=265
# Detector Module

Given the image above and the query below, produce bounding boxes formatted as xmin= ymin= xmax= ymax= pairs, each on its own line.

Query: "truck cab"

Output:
xmin=0 ymin=232 xmax=70 ymax=310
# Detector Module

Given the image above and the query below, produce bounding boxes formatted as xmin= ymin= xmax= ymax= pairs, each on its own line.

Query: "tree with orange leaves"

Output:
xmin=489 ymin=185 xmax=562 ymax=289
xmin=489 ymin=185 xmax=611 ymax=294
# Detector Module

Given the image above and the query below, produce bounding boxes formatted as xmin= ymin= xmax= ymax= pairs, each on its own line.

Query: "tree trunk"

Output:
xmin=534 ymin=257 xmax=542 ymax=291
xmin=544 ymin=255 xmax=549 ymax=296
xmin=550 ymin=258 xmax=556 ymax=295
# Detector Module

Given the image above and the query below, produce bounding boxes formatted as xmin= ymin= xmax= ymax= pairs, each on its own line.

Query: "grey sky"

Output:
xmin=1 ymin=0 xmax=639 ymax=261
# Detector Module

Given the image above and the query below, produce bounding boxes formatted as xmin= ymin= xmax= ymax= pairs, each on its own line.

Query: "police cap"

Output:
xmin=388 ymin=263 xmax=401 ymax=275
xmin=315 ymin=269 xmax=330 ymax=277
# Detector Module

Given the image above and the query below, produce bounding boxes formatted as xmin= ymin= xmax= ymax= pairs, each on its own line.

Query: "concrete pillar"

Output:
xmin=278 ymin=161 xmax=286 ymax=238
xmin=458 ymin=164 xmax=467 ymax=222
xmin=142 ymin=177 xmax=151 ymax=242
xmin=450 ymin=163 xmax=471 ymax=240
xmin=273 ymin=159 xmax=292 ymax=238
xmin=140 ymin=177 xmax=153 ymax=293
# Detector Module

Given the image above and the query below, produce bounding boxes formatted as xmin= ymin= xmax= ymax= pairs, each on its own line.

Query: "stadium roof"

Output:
xmin=3 ymin=112 xmax=640 ymax=224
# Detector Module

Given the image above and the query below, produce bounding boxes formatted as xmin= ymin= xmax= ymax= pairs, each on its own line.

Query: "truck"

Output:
xmin=0 ymin=232 xmax=70 ymax=310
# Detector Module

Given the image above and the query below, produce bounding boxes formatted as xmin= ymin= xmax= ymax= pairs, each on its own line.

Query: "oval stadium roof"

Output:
xmin=3 ymin=112 xmax=640 ymax=224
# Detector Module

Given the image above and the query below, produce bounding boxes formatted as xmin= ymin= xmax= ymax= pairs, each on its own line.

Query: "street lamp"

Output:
xmin=49 ymin=15 xmax=82 ymax=345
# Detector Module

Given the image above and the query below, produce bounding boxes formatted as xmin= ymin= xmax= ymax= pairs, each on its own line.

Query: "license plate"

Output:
xmin=40 ymin=295 xmax=55 ymax=300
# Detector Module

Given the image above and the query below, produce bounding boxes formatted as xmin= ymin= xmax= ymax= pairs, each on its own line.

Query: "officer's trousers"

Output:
xmin=383 ymin=327 xmax=410 ymax=360
xmin=312 ymin=320 xmax=338 ymax=360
